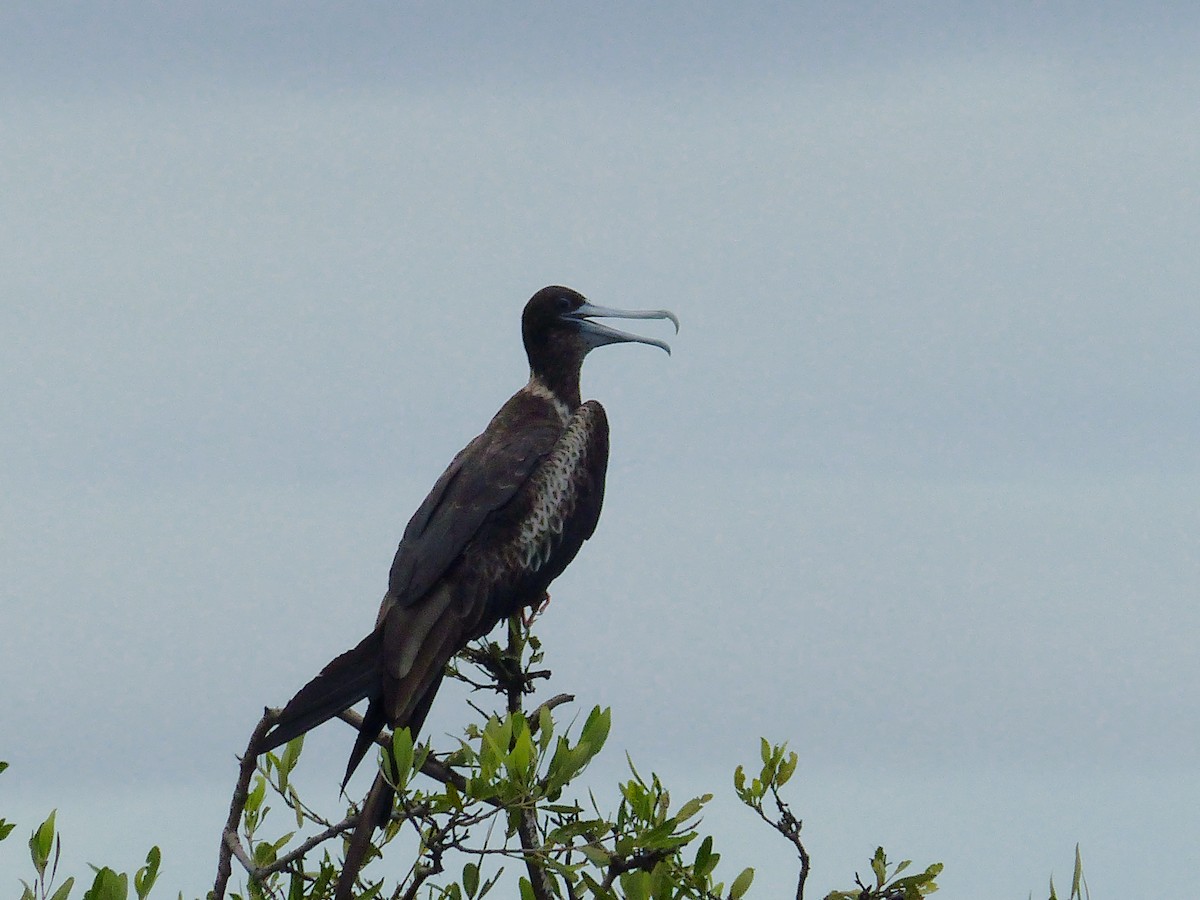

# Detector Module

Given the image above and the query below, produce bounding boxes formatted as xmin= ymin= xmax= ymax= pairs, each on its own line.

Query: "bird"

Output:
xmin=254 ymin=286 xmax=677 ymax=898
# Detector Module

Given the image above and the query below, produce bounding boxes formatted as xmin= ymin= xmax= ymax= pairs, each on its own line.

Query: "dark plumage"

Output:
xmin=255 ymin=286 xmax=677 ymax=899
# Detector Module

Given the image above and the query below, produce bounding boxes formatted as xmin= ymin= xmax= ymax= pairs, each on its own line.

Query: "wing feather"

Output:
xmin=386 ymin=401 xmax=563 ymax=606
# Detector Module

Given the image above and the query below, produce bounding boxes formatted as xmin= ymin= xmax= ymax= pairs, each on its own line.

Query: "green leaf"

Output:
xmin=245 ymin=777 xmax=266 ymax=815
xmin=871 ymin=847 xmax=888 ymax=888
xmin=463 ymin=861 xmax=480 ymax=899
xmin=82 ymin=867 xmax=128 ymax=900
xmin=477 ymin=866 xmax=504 ymax=899
xmin=0 ymin=819 xmax=16 ymax=842
xmin=579 ymin=844 xmax=611 ymax=866
xmin=777 ymin=752 xmax=798 ymax=788
xmin=279 ymin=736 xmax=303 ymax=780
xmin=507 ymin=724 xmax=535 ymax=779
xmin=625 ymin=753 xmax=647 ymax=788
xmin=30 ymin=810 xmax=57 ymax=877
xmin=619 ymin=870 xmax=651 ymax=900
xmin=288 ymin=785 xmax=305 ymax=829
xmin=309 ymin=863 xmax=334 ymax=898
xmin=655 ymin=787 xmax=671 ymax=824
xmin=890 ymin=862 xmax=942 ymax=896
xmin=577 ymin=872 xmax=606 ymax=899
xmin=694 ymin=835 xmax=719 ymax=879
xmin=134 ymin=846 xmax=161 ymax=900
xmin=581 ymin=707 xmax=611 ymax=752
xmin=675 ymin=793 xmax=712 ymax=822
xmin=413 ymin=742 xmax=431 ymax=777
xmin=729 ymin=867 xmax=755 ymax=900
xmin=288 ymin=871 xmax=305 ymax=900
xmin=49 ymin=876 xmax=76 ymax=900
xmin=537 ymin=705 xmax=555 ymax=754
xmin=390 ymin=727 xmax=415 ymax=790
xmin=253 ymin=841 xmax=276 ymax=867
xmin=517 ymin=877 xmax=536 ymax=900
xmin=444 ymin=780 xmax=465 ymax=811
xmin=493 ymin=715 xmax=515 ymax=755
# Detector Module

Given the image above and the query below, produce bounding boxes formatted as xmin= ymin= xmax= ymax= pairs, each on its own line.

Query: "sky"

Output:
xmin=3 ymin=4 xmax=1199 ymax=897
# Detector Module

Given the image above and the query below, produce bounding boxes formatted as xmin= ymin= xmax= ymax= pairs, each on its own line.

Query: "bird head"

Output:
xmin=522 ymin=287 xmax=678 ymax=396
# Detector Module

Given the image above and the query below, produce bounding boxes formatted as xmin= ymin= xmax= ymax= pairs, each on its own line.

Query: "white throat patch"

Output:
xmin=525 ymin=375 xmax=572 ymax=424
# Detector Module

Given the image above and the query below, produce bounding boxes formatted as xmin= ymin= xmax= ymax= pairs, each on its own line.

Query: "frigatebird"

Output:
xmin=256 ymin=286 xmax=676 ymax=898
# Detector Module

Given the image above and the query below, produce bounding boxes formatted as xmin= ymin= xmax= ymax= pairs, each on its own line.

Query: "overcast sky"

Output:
xmin=3 ymin=5 xmax=1199 ymax=898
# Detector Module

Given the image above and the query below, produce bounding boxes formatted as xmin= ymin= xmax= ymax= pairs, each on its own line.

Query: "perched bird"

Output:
xmin=256 ymin=286 xmax=677 ymax=898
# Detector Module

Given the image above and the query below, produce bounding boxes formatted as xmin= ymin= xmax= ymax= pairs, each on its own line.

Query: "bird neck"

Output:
xmin=525 ymin=372 xmax=578 ymax=424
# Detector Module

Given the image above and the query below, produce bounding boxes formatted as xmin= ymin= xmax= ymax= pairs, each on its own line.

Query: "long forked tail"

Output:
xmin=256 ymin=631 xmax=383 ymax=756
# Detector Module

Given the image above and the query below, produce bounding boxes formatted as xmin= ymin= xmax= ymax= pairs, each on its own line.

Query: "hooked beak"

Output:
xmin=564 ymin=301 xmax=680 ymax=354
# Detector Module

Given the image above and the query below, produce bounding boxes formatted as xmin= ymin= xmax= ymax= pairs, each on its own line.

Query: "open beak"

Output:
xmin=564 ymin=301 xmax=680 ymax=354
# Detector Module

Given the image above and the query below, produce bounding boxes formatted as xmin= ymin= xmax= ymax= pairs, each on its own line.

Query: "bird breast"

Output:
xmin=513 ymin=405 xmax=598 ymax=573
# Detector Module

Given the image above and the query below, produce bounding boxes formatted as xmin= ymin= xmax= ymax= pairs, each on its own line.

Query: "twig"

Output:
xmin=746 ymin=783 xmax=810 ymax=900
xmin=771 ymin=787 xmax=810 ymax=900
xmin=503 ymin=620 xmax=556 ymax=900
xmin=214 ymin=708 xmax=279 ymax=900
xmin=257 ymin=815 xmax=360 ymax=878
xmin=223 ymin=830 xmax=256 ymax=875
xmin=516 ymin=810 xmax=555 ymax=900
xmin=528 ymin=693 xmax=575 ymax=731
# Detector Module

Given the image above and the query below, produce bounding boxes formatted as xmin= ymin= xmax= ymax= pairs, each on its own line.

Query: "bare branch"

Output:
xmin=766 ymin=785 xmax=810 ymax=900
xmin=223 ymin=830 xmax=256 ymax=877
xmin=744 ymin=781 xmax=810 ymax=900
xmin=471 ymin=618 xmax=560 ymax=900
xmin=516 ymin=810 xmax=555 ymax=900
xmin=257 ymin=815 xmax=359 ymax=878
xmin=528 ymin=693 xmax=576 ymax=731
xmin=213 ymin=707 xmax=279 ymax=900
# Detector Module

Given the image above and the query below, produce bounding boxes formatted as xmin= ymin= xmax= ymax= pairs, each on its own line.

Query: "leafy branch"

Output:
xmin=3 ymin=616 xmax=972 ymax=900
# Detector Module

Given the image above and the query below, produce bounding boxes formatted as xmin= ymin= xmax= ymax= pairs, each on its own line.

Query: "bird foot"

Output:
xmin=522 ymin=592 xmax=551 ymax=627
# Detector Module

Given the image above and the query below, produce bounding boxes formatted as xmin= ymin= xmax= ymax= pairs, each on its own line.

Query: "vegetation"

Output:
xmin=3 ymin=618 xmax=1081 ymax=900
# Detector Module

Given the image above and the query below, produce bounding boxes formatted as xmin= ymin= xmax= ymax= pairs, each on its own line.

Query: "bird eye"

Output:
xmin=556 ymin=295 xmax=572 ymax=312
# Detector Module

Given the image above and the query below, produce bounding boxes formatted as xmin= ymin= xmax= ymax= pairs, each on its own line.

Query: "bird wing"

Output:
xmin=256 ymin=401 xmax=561 ymax=758
xmin=384 ymin=402 xmax=564 ymax=609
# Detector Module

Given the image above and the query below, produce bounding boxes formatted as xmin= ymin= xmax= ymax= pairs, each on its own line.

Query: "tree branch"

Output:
xmin=528 ymin=693 xmax=576 ymax=730
xmin=745 ymin=783 xmax=810 ymax=900
xmin=503 ymin=619 xmax=557 ymax=900
xmin=214 ymin=708 xmax=279 ymax=900
xmin=769 ymin=786 xmax=810 ymax=900
xmin=258 ymin=815 xmax=360 ymax=879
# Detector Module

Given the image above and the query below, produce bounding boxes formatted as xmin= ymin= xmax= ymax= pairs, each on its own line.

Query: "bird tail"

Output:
xmin=335 ymin=769 xmax=392 ymax=900
xmin=256 ymin=631 xmax=384 ymax=756
xmin=334 ymin=673 xmax=445 ymax=900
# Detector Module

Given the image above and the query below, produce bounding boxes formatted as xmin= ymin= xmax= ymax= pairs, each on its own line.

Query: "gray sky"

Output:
xmin=3 ymin=5 xmax=1199 ymax=898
